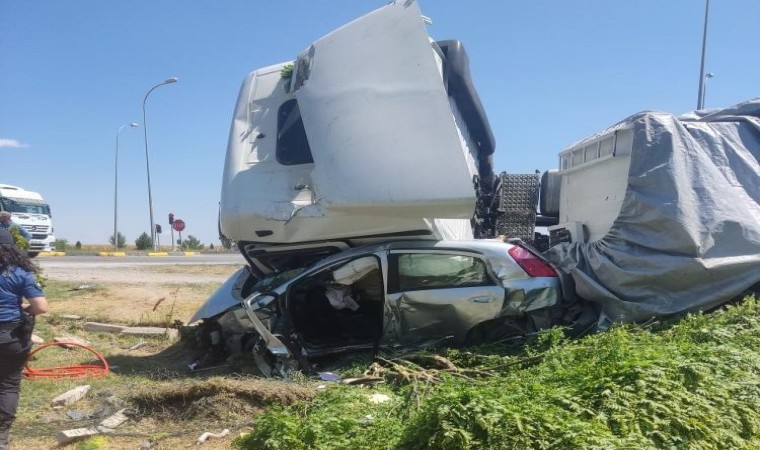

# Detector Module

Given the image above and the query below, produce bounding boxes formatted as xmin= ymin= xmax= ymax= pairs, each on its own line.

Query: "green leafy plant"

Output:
xmin=76 ymin=435 xmax=107 ymax=450
xmin=281 ymin=63 xmax=294 ymax=92
xmin=135 ymin=232 xmax=153 ymax=250
xmin=9 ymin=226 xmax=28 ymax=250
xmin=180 ymin=235 xmax=203 ymax=250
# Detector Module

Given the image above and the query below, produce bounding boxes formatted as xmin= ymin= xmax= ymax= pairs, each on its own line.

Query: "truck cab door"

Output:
xmin=292 ymin=0 xmax=476 ymax=219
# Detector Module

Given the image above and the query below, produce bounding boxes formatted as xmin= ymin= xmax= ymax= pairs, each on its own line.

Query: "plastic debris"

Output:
xmin=318 ymin=371 xmax=341 ymax=382
xmin=196 ymin=428 xmax=230 ymax=445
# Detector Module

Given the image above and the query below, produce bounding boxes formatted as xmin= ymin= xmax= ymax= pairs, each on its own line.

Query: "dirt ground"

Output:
xmin=13 ymin=261 xmax=315 ymax=450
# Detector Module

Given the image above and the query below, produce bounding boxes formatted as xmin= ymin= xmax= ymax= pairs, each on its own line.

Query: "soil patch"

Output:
xmin=131 ymin=377 xmax=315 ymax=421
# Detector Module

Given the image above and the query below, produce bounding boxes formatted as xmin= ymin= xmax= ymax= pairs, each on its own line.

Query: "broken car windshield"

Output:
xmin=252 ymin=267 xmax=306 ymax=293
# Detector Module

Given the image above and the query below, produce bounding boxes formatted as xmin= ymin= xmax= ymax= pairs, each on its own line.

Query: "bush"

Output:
xmin=135 ymin=232 xmax=153 ymax=250
xmin=54 ymin=238 xmax=68 ymax=251
xmin=75 ymin=241 xmax=82 ymax=249
xmin=181 ymin=235 xmax=204 ymax=250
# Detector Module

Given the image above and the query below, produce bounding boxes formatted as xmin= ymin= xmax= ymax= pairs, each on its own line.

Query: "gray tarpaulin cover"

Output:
xmin=545 ymin=98 xmax=760 ymax=326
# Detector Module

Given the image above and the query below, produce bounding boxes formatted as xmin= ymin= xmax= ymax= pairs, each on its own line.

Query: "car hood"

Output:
xmin=188 ymin=267 xmax=249 ymax=324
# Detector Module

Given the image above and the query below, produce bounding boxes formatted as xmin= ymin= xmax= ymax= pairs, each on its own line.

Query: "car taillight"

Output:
xmin=508 ymin=246 xmax=558 ymax=278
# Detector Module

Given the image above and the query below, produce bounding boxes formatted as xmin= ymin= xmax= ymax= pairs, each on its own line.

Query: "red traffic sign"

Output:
xmin=172 ymin=219 xmax=186 ymax=232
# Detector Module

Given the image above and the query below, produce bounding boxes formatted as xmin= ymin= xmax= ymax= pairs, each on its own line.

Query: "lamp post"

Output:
xmin=142 ymin=77 xmax=178 ymax=250
xmin=114 ymin=122 xmax=139 ymax=250
xmin=699 ymin=72 xmax=715 ymax=110
xmin=696 ymin=0 xmax=710 ymax=109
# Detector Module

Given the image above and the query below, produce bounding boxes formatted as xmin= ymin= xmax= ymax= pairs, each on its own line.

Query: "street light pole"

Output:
xmin=142 ymin=77 xmax=178 ymax=251
xmin=696 ymin=0 xmax=710 ymax=109
xmin=700 ymin=72 xmax=715 ymax=110
xmin=114 ymin=122 xmax=139 ymax=250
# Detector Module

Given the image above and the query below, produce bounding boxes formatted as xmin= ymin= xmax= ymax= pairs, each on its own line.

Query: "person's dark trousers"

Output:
xmin=0 ymin=325 xmax=30 ymax=450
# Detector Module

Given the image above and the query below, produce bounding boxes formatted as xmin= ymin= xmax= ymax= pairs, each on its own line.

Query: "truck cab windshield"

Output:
xmin=0 ymin=198 xmax=51 ymax=216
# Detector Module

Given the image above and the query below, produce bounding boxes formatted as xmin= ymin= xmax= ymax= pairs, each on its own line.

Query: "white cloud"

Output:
xmin=0 ymin=139 xmax=29 ymax=148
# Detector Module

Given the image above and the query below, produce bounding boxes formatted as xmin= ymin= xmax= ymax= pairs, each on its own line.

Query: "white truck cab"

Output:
xmin=219 ymin=0 xmax=497 ymax=261
xmin=0 ymin=184 xmax=56 ymax=256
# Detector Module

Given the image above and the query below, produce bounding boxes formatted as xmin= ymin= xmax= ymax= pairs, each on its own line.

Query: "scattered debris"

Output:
xmin=55 ymin=427 xmax=99 ymax=445
xmin=318 ymin=371 xmax=342 ymax=382
xmin=84 ymin=322 xmax=127 ymax=333
xmin=368 ymin=393 xmax=391 ymax=404
xmin=196 ymin=428 xmax=230 ymax=445
xmin=60 ymin=314 xmax=83 ymax=320
xmin=53 ymin=336 xmax=92 ymax=349
xmin=31 ymin=334 xmax=44 ymax=344
xmin=70 ymin=284 xmax=95 ymax=291
xmin=120 ymin=326 xmax=179 ymax=339
xmin=66 ymin=410 xmax=89 ymax=421
xmin=128 ymin=340 xmax=147 ymax=351
xmin=152 ymin=297 xmax=166 ymax=311
xmin=102 ymin=395 xmax=125 ymax=408
xmin=342 ymin=376 xmax=384 ymax=385
xmin=54 ymin=408 xmax=130 ymax=444
xmin=97 ymin=408 xmax=129 ymax=431
xmin=51 ymin=385 xmax=91 ymax=407
xmin=90 ymin=404 xmax=118 ymax=419
xmin=363 ymin=354 xmax=499 ymax=385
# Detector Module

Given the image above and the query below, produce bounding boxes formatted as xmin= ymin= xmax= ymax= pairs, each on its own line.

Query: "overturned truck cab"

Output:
xmin=219 ymin=0 xmax=497 ymax=253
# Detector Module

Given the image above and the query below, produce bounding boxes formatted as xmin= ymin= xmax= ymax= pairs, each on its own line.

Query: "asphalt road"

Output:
xmin=37 ymin=252 xmax=246 ymax=268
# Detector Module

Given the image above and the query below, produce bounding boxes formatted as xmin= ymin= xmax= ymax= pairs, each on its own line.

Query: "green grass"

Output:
xmin=235 ymin=296 xmax=760 ymax=450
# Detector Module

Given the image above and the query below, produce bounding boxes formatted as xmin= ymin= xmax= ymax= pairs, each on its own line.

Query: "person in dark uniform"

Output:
xmin=0 ymin=228 xmax=47 ymax=450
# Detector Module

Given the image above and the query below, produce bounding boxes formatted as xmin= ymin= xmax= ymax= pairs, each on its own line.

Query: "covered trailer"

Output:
xmin=543 ymin=98 xmax=760 ymax=326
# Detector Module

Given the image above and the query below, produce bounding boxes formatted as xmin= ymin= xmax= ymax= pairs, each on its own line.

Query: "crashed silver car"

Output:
xmin=190 ymin=240 xmax=565 ymax=376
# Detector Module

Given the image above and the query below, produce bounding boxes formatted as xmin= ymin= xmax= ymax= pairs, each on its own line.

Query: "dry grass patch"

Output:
xmin=45 ymin=281 xmax=217 ymax=326
xmin=149 ymin=264 xmax=242 ymax=276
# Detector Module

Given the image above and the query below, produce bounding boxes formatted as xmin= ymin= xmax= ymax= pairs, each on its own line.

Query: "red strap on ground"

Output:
xmin=23 ymin=341 xmax=110 ymax=379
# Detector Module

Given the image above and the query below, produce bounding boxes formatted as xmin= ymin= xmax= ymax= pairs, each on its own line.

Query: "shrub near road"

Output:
xmin=236 ymin=297 xmax=760 ymax=450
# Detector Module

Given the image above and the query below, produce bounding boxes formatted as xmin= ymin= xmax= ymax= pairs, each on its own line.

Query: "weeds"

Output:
xmin=235 ymin=296 xmax=760 ymax=450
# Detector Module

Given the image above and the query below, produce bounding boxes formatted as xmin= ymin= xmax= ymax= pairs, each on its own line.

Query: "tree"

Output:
xmin=75 ymin=241 xmax=82 ymax=250
xmin=109 ymin=232 xmax=127 ymax=248
xmin=181 ymin=235 xmax=204 ymax=250
xmin=135 ymin=232 xmax=153 ymax=250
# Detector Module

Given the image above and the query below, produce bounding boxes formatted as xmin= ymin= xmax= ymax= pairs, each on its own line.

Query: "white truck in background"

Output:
xmin=0 ymin=184 xmax=56 ymax=256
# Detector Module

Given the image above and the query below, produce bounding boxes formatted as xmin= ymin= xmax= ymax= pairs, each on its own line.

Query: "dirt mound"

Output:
xmin=130 ymin=376 xmax=314 ymax=421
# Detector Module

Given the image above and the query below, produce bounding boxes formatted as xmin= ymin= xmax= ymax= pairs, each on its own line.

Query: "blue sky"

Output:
xmin=2 ymin=0 xmax=758 ymax=246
